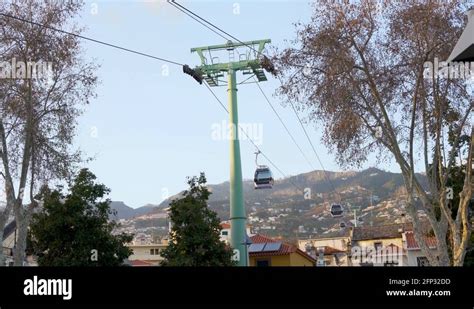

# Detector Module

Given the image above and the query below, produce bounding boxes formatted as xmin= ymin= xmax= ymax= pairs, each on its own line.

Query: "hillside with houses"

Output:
xmin=112 ymin=167 xmax=429 ymax=242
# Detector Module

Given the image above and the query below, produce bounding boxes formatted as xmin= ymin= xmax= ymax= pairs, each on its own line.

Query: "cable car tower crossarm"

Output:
xmin=187 ymin=39 xmax=271 ymax=266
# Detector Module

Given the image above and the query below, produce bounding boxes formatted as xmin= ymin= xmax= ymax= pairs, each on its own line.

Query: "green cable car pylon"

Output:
xmin=185 ymin=39 xmax=272 ymax=266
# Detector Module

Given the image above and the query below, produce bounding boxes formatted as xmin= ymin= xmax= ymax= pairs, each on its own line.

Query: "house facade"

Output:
xmin=249 ymin=234 xmax=315 ymax=266
xmin=298 ymin=233 xmax=351 ymax=266
xmin=298 ymin=223 xmax=437 ymax=266
xmin=126 ymin=241 xmax=169 ymax=266
xmin=403 ymin=231 xmax=437 ymax=266
xmin=219 ymin=221 xmax=252 ymax=245
xmin=351 ymin=224 xmax=408 ymax=266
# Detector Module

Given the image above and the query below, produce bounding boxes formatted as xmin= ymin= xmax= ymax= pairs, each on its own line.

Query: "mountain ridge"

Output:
xmin=111 ymin=167 xmax=427 ymax=221
xmin=109 ymin=201 xmax=159 ymax=220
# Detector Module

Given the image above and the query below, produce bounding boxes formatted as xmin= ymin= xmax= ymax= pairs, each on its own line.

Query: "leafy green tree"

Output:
xmin=0 ymin=0 xmax=99 ymax=266
xmin=28 ymin=169 xmax=133 ymax=266
xmin=161 ymin=173 xmax=235 ymax=266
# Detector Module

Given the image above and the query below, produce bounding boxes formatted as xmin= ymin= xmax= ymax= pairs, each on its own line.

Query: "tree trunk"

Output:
xmin=452 ymin=130 xmax=474 ymax=266
xmin=13 ymin=218 xmax=28 ymax=266
xmin=0 ymin=203 xmax=15 ymax=266
xmin=0 ymin=218 xmax=6 ymax=266
xmin=13 ymin=207 xmax=33 ymax=266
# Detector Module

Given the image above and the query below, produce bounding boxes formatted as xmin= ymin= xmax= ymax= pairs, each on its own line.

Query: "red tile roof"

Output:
xmin=405 ymin=231 xmax=437 ymax=250
xmin=249 ymin=234 xmax=316 ymax=263
xmin=319 ymin=246 xmax=345 ymax=255
xmin=405 ymin=231 xmax=438 ymax=250
xmin=250 ymin=234 xmax=276 ymax=244
xmin=352 ymin=223 xmax=412 ymax=241
xmin=220 ymin=222 xmax=231 ymax=229
xmin=130 ymin=260 xmax=155 ymax=267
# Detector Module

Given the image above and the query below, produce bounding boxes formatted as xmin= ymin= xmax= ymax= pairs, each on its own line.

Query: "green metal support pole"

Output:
xmin=228 ymin=68 xmax=247 ymax=266
xmin=189 ymin=39 xmax=271 ymax=266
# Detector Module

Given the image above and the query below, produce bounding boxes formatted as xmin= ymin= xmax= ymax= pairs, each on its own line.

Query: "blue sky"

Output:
xmin=74 ymin=0 xmax=398 ymax=208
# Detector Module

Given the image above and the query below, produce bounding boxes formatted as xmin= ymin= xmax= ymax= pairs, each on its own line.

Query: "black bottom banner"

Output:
xmin=0 ymin=267 xmax=472 ymax=307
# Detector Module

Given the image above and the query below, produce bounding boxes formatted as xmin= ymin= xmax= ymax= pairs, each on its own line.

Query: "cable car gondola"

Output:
xmin=254 ymin=165 xmax=274 ymax=189
xmin=330 ymin=204 xmax=344 ymax=217
xmin=254 ymin=150 xmax=274 ymax=189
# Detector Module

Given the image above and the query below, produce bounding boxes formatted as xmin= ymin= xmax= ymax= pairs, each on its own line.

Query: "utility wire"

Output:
xmin=255 ymin=78 xmax=340 ymax=201
xmin=169 ymin=0 xmax=308 ymax=193
xmin=170 ymin=0 xmax=318 ymax=69
xmin=0 ymin=12 xmax=184 ymax=66
xmin=203 ymin=81 xmax=229 ymax=113
xmin=288 ymin=101 xmax=338 ymax=195
xmin=203 ymin=81 xmax=305 ymax=194
xmin=169 ymin=0 xmax=265 ymax=58
xmin=169 ymin=1 xmax=316 ymax=182
xmin=168 ymin=1 xmax=229 ymax=42
xmin=2 ymin=8 xmax=308 ymax=197
xmin=171 ymin=1 xmax=335 ymax=198
xmin=169 ymin=1 xmax=320 ymax=73
xmin=254 ymin=78 xmax=315 ymax=171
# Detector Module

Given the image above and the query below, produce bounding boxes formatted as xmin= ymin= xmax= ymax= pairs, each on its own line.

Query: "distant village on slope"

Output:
xmin=103 ymin=168 xmax=445 ymax=267
xmin=1 ymin=166 xmax=471 ymax=267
